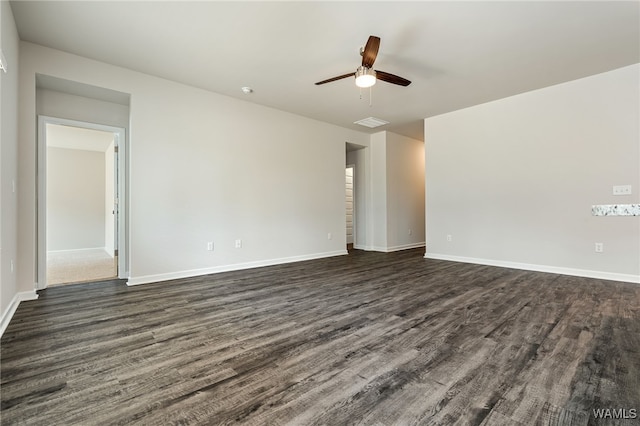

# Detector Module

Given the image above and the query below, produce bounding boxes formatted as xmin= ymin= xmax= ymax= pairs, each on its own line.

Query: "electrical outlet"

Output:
xmin=10 ymin=259 xmax=14 ymax=273
xmin=235 ymin=239 xmax=242 ymax=248
xmin=327 ymin=233 xmax=332 ymax=240
xmin=408 ymin=229 xmax=412 ymax=236
xmin=207 ymin=242 xmax=214 ymax=251
xmin=446 ymin=235 xmax=452 ymax=242
xmin=595 ymin=242 xmax=603 ymax=253
xmin=613 ymin=185 xmax=632 ymax=195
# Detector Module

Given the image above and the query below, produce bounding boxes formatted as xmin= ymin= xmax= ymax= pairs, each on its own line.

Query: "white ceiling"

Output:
xmin=11 ymin=1 xmax=640 ymax=140
xmin=46 ymin=124 xmax=114 ymax=152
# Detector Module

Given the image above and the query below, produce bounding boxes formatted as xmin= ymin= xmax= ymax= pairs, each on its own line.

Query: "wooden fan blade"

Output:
xmin=361 ymin=36 xmax=380 ymax=68
xmin=375 ymin=70 xmax=411 ymax=86
xmin=315 ymin=72 xmax=354 ymax=85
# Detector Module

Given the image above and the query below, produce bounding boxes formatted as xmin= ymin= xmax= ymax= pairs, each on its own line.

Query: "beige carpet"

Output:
xmin=47 ymin=249 xmax=117 ymax=286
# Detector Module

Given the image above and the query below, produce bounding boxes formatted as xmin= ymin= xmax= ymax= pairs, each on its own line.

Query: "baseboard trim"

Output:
xmin=1 ymin=290 xmax=39 ymax=338
xmin=353 ymin=242 xmax=425 ymax=253
xmin=354 ymin=243 xmax=426 ymax=253
xmin=47 ymin=247 xmax=106 ymax=254
xmin=385 ymin=242 xmax=426 ymax=253
xmin=423 ymin=253 xmax=640 ymax=284
xmin=127 ymin=250 xmax=349 ymax=286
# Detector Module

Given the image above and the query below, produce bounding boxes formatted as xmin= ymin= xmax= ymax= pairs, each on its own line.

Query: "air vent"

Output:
xmin=354 ymin=117 xmax=389 ymax=128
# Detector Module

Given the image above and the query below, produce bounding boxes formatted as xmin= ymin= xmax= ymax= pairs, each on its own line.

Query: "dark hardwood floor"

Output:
xmin=1 ymin=249 xmax=639 ymax=425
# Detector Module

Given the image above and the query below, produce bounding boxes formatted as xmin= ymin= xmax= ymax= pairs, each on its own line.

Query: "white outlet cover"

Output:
xmin=613 ymin=185 xmax=632 ymax=195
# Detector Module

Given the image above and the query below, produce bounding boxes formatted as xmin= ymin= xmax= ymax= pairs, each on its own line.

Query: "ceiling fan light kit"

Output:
xmin=355 ymin=66 xmax=376 ymax=88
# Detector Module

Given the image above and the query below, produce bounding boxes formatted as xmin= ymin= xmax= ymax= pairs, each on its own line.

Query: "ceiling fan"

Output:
xmin=315 ymin=36 xmax=411 ymax=88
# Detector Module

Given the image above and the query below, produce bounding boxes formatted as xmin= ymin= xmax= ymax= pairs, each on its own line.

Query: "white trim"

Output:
xmin=384 ymin=242 xmax=426 ymax=253
xmin=37 ymin=116 xmax=128 ymax=290
xmin=423 ymin=253 xmax=640 ymax=284
xmin=127 ymin=250 xmax=348 ymax=286
xmin=0 ymin=291 xmax=39 ymax=338
xmin=370 ymin=246 xmax=388 ymax=252
xmin=355 ymin=243 xmax=426 ymax=253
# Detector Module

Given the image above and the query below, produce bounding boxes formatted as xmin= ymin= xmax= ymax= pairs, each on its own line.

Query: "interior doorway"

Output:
xmin=38 ymin=117 xmax=126 ymax=288
xmin=346 ymin=165 xmax=355 ymax=251
xmin=346 ymin=141 xmax=366 ymax=251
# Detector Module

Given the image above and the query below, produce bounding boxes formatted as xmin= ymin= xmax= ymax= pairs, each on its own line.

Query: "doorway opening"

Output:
xmin=346 ymin=165 xmax=355 ymax=251
xmin=38 ymin=117 xmax=126 ymax=288
xmin=346 ymin=141 xmax=367 ymax=251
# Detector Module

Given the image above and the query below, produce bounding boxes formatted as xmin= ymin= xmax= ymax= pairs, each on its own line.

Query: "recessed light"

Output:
xmin=241 ymin=86 xmax=253 ymax=94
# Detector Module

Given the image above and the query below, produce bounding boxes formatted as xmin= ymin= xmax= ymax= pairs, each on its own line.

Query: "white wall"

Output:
xmin=369 ymin=132 xmax=388 ymax=250
xmin=47 ymin=147 xmax=105 ymax=251
xmin=36 ymin=88 xmax=130 ymax=130
xmin=425 ymin=64 xmax=640 ymax=282
xmin=1 ymin=0 xmax=21 ymax=321
xmin=386 ymin=132 xmax=426 ymax=251
xmin=18 ymin=42 xmax=369 ymax=288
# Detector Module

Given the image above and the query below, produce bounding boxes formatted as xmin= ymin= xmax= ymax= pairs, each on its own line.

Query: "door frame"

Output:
xmin=37 ymin=115 xmax=128 ymax=289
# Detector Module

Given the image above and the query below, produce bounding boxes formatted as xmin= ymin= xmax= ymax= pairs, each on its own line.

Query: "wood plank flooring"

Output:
xmin=1 ymin=249 xmax=639 ymax=425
